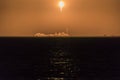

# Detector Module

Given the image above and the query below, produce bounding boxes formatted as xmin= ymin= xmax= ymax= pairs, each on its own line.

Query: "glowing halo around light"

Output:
xmin=58 ymin=0 xmax=65 ymax=12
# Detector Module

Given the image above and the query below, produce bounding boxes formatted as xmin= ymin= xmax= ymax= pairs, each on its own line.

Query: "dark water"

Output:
xmin=0 ymin=37 xmax=120 ymax=80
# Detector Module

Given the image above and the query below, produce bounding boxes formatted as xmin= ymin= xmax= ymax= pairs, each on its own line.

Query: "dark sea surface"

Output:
xmin=0 ymin=37 xmax=120 ymax=80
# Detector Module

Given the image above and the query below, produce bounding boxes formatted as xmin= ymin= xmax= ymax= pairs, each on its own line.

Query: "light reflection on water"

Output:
xmin=37 ymin=77 xmax=76 ymax=80
xmin=45 ymin=49 xmax=80 ymax=80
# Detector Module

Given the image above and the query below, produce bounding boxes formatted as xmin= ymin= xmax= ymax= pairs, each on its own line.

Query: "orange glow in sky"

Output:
xmin=0 ymin=0 xmax=119 ymax=36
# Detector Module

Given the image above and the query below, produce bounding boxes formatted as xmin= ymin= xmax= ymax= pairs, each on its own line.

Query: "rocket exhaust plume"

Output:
xmin=59 ymin=0 xmax=64 ymax=12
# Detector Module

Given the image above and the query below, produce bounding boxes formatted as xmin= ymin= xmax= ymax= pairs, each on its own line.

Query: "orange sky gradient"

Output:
xmin=0 ymin=0 xmax=120 ymax=36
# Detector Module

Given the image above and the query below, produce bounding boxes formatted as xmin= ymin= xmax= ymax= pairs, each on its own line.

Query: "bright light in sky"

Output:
xmin=59 ymin=0 xmax=65 ymax=12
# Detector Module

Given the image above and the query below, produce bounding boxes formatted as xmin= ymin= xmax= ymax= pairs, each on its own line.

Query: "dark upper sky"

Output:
xmin=0 ymin=0 xmax=120 ymax=36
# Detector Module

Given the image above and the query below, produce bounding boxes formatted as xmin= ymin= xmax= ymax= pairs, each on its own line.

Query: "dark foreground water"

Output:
xmin=0 ymin=37 xmax=120 ymax=80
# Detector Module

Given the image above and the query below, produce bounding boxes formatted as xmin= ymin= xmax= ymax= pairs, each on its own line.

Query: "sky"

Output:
xmin=0 ymin=0 xmax=120 ymax=36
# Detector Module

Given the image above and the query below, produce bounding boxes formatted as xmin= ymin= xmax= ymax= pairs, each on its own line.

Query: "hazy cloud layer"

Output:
xmin=0 ymin=0 xmax=120 ymax=36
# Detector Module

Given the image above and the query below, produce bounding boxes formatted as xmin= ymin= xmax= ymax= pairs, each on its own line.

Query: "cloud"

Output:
xmin=34 ymin=32 xmax=69 ymax=37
